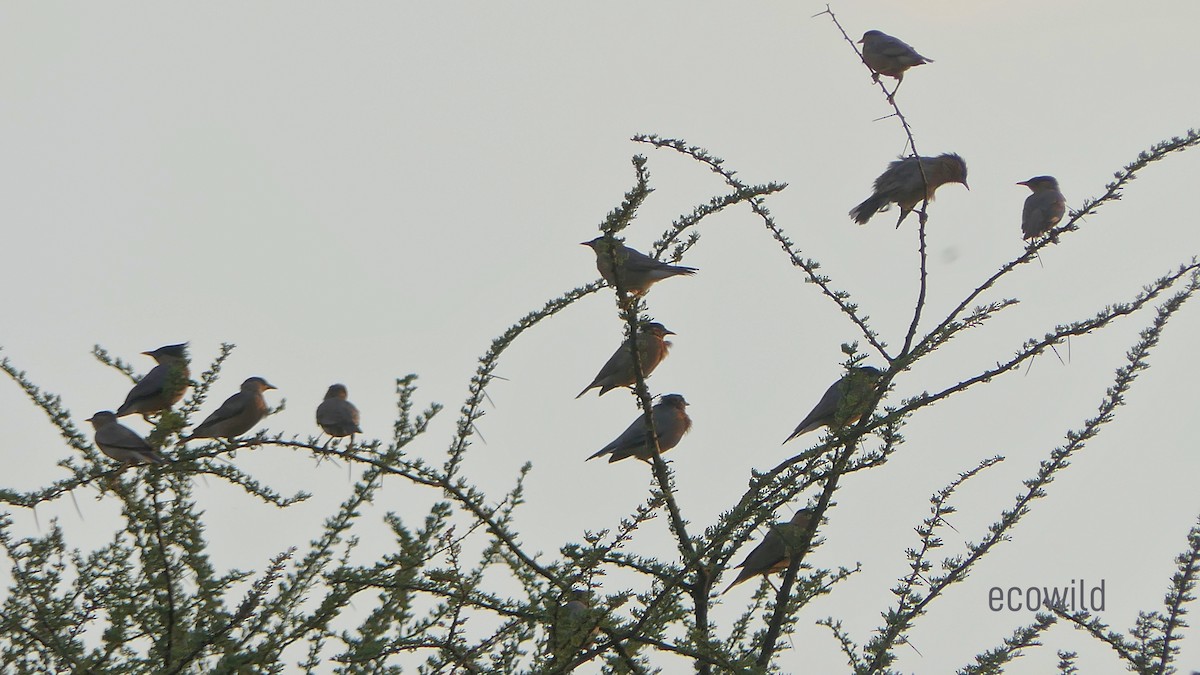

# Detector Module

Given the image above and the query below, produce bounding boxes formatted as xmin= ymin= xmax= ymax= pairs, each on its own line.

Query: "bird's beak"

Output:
xmin=265 ymin=383 xmax=278 ymax=390
xmin=141 ymin=351 xmax=153 ymax=356
xmin=85 ymin=416 xmax=95 ymax=423
xmin=579 ymin=241 xmax=590 ymax=246
xmin=962 ymin=182 xmax=971 ymax=191
xmin=663 ymin=329 xmax=677 ymax=336
xmin=856 ymin=38 xmax=863 ymax=44
xmin=1015 ymin=181 xmax=1028 ymax=187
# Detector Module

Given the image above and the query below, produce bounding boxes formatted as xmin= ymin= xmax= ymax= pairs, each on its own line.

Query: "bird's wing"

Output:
xmin=97 ymin=424 xmax=153 ymax=453
xmin=577 ymin=342 xmax=630 ymax=397
xmin=1023 ymin=192 xmax=1066 ymax=236
xmin=723 ymin=528 xmax=787 ymax=592
xmin=118 ymin=365 xmax=166 ymax=410
xmin=316 ymin=399 xmax=341 ymax=426
xmin=318 ymin=399 xmax=361 ymax=431
xmin=876 ymin=36 xmax=918 ymax=58
xmin=786 ymin=380 xmax=842 ymax=441
xmin=197 ymin=392 xmax=248 ymax=428
xmin=588 ymin=416 xmax=647 ymax=461
xmin=873 ymin=159 xmax=913 ymax=195
xmin=620 ymin=247 xmax=672 ymax=272
xmin=652 ymin=405 xmax=689 ymax=451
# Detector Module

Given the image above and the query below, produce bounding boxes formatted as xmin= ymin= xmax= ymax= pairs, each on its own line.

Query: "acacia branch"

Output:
xmin=917 ymin=129 xmax=1200 ymax=360
xmin=817 ymin=5 xmax=934 ymax=357
xmin=633 ymin=134 xmax=891 ymax=362
xmin=863 ymin=274 xmax=1198 ymax=672
xmin=147 ymin=478 xmax=177 ymax=670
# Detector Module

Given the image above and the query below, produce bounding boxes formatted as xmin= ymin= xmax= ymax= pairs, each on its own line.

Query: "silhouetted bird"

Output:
xmin=550 ymin=589 xmax=600 ymax=661
xmin=784 ymin=367 xmax=883 ymax=443
xmin=723 ymin=508 xmax=818 ymax=593
xmin=116 ymin=343 xmax=190 ymax=420
xmin=577 ymin=322 xmax=675 ymax=398
xmin=582 ymin=237 xmax=697 ymax=296
xmin=86 ymin=411 xmax=170 ymax=466
xmin=850 ymin=154 xmax=968 ymax=227
xmin=1017 ymin=176 xmax=1067 ymax=240
xmin=186 ymin=377 xmax=276 ymax=440
xmin=316 ymin=383 xmax=362 ymax=440
xmin=587 ymin=394 xmax=691 ymax=463
xmin=859 ymin=30 xmax=932 ymax=97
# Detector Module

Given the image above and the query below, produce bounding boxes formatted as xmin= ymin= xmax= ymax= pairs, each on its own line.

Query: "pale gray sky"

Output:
xmin=2 ymin=2 xmax=1198 ymax=672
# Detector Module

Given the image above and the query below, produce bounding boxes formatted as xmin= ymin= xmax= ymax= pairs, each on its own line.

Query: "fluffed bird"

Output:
xmin=1017 ymin=176 xmax=1067 ymax=240
xmin=723 ymin=508 xmax=817 ymax=593
xmin=116 ymin=343 xmax=190 ymax=420
xmin=859 ymin=30 xmax=932 ymax=97
xmin=86 ymin=411 xmax=170 ymax=466
xmin=851 ymin=154 xmax=968 ymax=227
xmin=577 ymin=322 xmax=675 ymax=398
xmin=784 ymin=366 xmax=883 ymax=443
xmin=581 ymin=236 xmax=697 ymax=296
xmin=316 ymin=383 xmax=362 ymax=440
xmin=186 ymin=377 xmax=276 ymax=440
xmin=587 ymin=394 xmax=691 ymax=463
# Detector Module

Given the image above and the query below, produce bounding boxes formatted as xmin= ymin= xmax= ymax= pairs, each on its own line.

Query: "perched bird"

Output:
xmin=859 ymin=30 xmax=932 ymax=96
xmin=784 ymin=366 xmax=884 ymax=443
xmin=186 ymin=377 xmax=276 ymax=441
xmin=316 ymin=383 xmax=362 ymax=440
xmin=550 ymin=589 xmax=600 ymax=659
xmin=581 ymin=236 xmax=697 ymax=296
xmin=116 ymin=343 xmax=190 ymax=420
xmin=587 ymin=394 xmax=692 ymax=463
xmin=723 ymin=508 xmax=818 ymax=593
xmin=86 ymin=411 xmax=170 ymax=466
xmin=850 ymin=153 xmax=969 ymax=227
xmin=1017 ymin=176 xmax=1067 ymax=240
xmin=576 ymin=322 xmax=675 ymax=398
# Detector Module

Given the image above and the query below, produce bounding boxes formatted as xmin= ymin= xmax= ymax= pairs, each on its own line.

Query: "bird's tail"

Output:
xmin=850 ymin=194 xmax=887 ymax=225
xmin=721 ymin=568 xmax=749 ymax=595
xmin=782 ymin=425 xmax=808 ymax=445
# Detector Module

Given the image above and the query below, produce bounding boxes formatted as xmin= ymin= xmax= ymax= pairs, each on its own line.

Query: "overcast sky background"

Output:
xmin=2 ymin=2 xmax=1199 ymax=672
